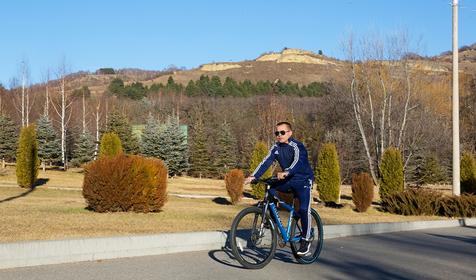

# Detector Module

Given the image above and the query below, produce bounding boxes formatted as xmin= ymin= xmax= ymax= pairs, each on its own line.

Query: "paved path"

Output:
xmin=1 ymin=226 xmax=475 ymax=280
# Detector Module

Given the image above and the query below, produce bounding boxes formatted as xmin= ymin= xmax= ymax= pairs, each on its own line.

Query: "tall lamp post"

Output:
xmin=452 ymin=0 xmax=460 ymax=196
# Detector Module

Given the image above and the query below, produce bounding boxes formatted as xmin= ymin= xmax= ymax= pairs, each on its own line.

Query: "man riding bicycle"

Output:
xmin=245 ymin=121 xmax=314 ymax=256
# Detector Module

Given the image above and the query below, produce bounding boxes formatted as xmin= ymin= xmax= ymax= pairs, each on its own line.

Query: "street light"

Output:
xmin=452 ymin=0 xmax=460 ymax=196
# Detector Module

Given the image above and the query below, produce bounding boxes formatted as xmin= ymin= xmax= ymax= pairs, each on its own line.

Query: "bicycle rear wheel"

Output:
xmin=290 ymin=208 xmax=324 ymax=264
xmin=229 ymin=206 xmax=277 ymax=269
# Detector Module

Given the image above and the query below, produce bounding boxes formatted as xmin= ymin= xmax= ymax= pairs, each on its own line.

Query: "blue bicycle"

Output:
xmin=230 ymin=177 xmax=324 ymax=269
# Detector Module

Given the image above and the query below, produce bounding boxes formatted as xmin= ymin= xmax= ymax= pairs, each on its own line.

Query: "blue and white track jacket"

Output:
xmin=252 ymin=138 xmax=314 ymax=183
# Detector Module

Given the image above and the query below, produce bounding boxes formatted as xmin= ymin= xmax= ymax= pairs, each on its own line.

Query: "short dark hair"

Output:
xmin=276 ymin=121 xmax=292 ymax=130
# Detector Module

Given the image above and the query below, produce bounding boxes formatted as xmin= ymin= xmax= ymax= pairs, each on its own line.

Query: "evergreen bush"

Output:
xmin=316 ymin=143 xmax=341 ymax=204
xmin=225 ymin=169 xmax=244 ymax=204
xmin=99 ymin=132 xmax=123 ymax=158
xmin=351 ymin=172 xmax=374 ymax=212
xmin=249 ymin=141 xmax=272 ymax=199
xmin=461 ymin=152 xmax=476 ymax=194
xmin=379 ymin=147 xmax=404 ymax=198
xmin=16 ymin=125 xmax=39 ymax=188
xmin=82 ymin=154 xmax=168 ymax=212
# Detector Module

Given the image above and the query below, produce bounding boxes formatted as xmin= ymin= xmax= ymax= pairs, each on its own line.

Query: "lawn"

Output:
xmin=0 ymin=167 xmax=447 ymax=243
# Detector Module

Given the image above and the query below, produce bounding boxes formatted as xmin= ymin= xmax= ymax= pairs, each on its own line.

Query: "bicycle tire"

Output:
xmin=290 ymin=208 xmax=324 ymax=264
xmin=230 ymin=206 xmax=277 ymax=269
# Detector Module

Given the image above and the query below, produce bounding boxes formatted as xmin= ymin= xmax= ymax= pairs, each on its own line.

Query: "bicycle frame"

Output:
xmin=260 ymin=184 xmax=301 ymax=244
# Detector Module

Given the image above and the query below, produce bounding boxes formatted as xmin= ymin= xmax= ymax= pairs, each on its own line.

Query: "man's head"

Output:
xmin=275 ymin=121 xmax=293 ymax=143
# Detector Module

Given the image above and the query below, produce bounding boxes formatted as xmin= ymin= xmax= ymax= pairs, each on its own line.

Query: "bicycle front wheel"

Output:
xmin=229 ymin=206 xmax=277 ymax=269
xmin=290 ymin=208 xmax=324 ymax=264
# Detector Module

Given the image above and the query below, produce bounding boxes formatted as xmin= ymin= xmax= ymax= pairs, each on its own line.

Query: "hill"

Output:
xmin=55 ymin=45 xmax=476 ymax=96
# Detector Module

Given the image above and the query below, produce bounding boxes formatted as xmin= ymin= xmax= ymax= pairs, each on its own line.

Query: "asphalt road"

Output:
xmin=1 ymin=226 xmax=475 ymax=280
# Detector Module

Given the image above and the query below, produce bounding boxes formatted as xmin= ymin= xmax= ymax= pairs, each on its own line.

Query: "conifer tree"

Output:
xmin=214 ymin=120 xmax=237 ymax=177
xmin=16 ymin=125 xmax=39 ymax=188
xmin=99 ymin=132 xmax=123 ymax=158
xmin=106 ymin=110 xmax=140 ymax=154
xmin=316 ymin=143 xmax=341 ymax=203
xmin=0 ymin=115 xmax=17 ymax=168
xmin=419 ymin=156 xmax=446 ymax=185
xmin=36 ymin=115 xmax=61 ymax=170
xmin=461 ymin=152 xmax=476 ymax=194
xmin=189 ymin=119 xmax=211 ymax=177
xmin=157 ymin=116 xmax=189 ymax=176
xmin=379 ymin=147 xmax=404 ymax=198
xmin=140 ymin=114 xmax=162 ymax=158
xmin=71 ymin=132 xmax=95 ymax=166
xmin=249 ymin=141 xmax=273 ymax=199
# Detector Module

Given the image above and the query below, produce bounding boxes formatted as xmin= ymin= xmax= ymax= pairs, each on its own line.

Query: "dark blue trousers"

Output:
xmin=268 ymin=179 xmax=313 ymax=240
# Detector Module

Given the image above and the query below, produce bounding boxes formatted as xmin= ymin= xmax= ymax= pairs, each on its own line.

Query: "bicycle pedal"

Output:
xmin=278 ymin=240 xmax=286 ymax=248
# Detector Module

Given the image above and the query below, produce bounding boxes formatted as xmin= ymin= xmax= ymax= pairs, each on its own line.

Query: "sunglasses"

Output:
xmin=274 ymin=130 xmax=289 ymax=136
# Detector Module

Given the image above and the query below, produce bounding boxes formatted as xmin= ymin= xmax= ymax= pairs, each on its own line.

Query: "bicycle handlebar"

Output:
xmin=251 ymin=176 xmax=280 ymax=185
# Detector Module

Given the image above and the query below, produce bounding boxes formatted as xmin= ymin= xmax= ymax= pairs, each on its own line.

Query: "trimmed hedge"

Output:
xmin=82 ymin=154 xmax=167 ymax=212
xmin=99 ymin=132 xmax=123 ymax=158
xmin=379 ymin=147 xmax=404 ymax=198
xmin=225 ymin=169 xmax=244 ymax=204
xmin=316 ymin=143 xmax=341 ymax=203
xmin=249 ymin=141 xmax=272 ymax=199
xmin=16 ymin=125 xmax=39 ymax=188
xmin=351 ymin=172 xmax=374 ymax=212
xmin=381 ymin=188 xmax=476 ymax=217
xmin=461 ymin=152 xmax=476 ymax=194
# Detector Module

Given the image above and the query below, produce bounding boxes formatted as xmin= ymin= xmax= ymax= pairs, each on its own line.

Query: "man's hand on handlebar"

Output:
xmin=244 ymin=176 xmax=255 ymax=185
xmin=277 ymin=172 xmax=289 ymax=180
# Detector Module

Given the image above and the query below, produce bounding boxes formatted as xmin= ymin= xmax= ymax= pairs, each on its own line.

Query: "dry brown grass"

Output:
xmin=0 ymin=167 xmax=448 ymax=243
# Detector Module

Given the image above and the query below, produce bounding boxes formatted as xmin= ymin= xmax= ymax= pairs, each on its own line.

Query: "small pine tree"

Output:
xmin=106 ymin=110 xmax=140 ymax=154
xmin=214 ymin=121 xmax=237 ymax=177
xmin=157 ymin=116 xmax=189 ymax=176
xmin=140 ymin=114 xmax=162 ymax=158
xmin=379 ymin=147 xmax=404 ymax=198
xmin=0 ymin=115 xmax=17 ymax=167
xmin=36 ymin=116 xmax=61 ymax=169
xmin=16 ymin=125 xmax=39 ymax=188
xmin=419 ymin=156 xmax=446 ymax=185
xmin=99 ymin=132 xmax=123 ymax=158
xmin=71 ymin=132 xmax=95 ymax=166
xmin=249 ymin=141 xmax=273 ymax=199
xmin=189 ymin=119 xmax=211 ymax=177
xmin=316 ymin=143 xmax=341 ymax=204
xmin=461 ymin=152 xmax=476 ymax=194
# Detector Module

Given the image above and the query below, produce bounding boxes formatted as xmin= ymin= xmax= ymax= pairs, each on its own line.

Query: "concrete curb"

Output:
xmin=1 ymin=218 xmax=475 ymax=269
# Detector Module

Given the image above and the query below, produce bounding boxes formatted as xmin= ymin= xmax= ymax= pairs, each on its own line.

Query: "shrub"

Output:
xmin=249 ymin=141 xmax=272 ymax=199
xmin=225 ymin=169 xmax=244 ymax=204
xmin=380 ymin=188 xmax=441 ymax=216
xmin=16 ymin=125 xmax=39 ymax=188
xmin=381 ymin=188 xmax=476 ymax=217
xmin=351 ymin=172 xmax=374 ymax=212
xmin=82 ymin=154 xmax=168 ymax=212
xmin=316 ymin=143 xmax=341 ymax=204
xmin=439 ymin=194 xmax=476 ymax=217
xmin=379 ymin=147 xmax=404 ymax=198
xmin=99 ymin=132 xmax=123 ymax=158
xmin=461 ymin=152 xmax=476 ymax=194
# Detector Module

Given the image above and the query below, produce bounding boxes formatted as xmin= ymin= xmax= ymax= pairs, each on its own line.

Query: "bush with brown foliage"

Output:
xmin=225 ymin=169 xmax=244 ymax=204
xmin=82 ymin=154 xmax=167 ymax=212
xmin=351 ymin=172 xmax=374 ymax=212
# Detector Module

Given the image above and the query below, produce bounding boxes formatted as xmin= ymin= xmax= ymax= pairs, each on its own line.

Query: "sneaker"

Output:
xmin=296 ymin=240 xmax=311 ymax=256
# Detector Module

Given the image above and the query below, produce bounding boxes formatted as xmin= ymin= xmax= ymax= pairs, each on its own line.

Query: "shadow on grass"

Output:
xmin=213 ymin=197 xmax=232 ymax=205
xmin=0 ymin=185 xmax=39 ymax=204
xmin=35 ymin=178 xmax=49 ymax=187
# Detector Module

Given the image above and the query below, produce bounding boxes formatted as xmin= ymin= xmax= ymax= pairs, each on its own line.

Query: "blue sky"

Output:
xmin=1 ymin=0 xmax=475 ymax=86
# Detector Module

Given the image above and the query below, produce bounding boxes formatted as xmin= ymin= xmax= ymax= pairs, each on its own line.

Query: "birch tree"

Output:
xmin=343 ymin=31 xmax=419 ymax=185
xmin=51 ymin=60 xmax=73 ymax=170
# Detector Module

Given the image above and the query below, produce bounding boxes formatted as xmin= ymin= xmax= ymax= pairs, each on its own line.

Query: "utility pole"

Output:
xmin=452 ymin=0 xmax=460 ymax=196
